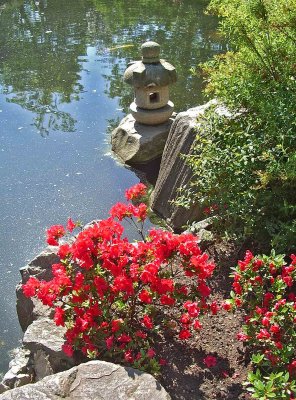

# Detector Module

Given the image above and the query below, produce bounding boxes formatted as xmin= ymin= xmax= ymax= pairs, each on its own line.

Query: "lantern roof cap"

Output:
xmin=141 ymin=41 xmax=160 ymax=63
xmin=123 ymin=41 xmax=177 ymax=88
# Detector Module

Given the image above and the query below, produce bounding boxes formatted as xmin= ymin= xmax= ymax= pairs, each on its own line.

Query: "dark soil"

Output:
xmin=157 ymin=239 xmax=254 ymax=400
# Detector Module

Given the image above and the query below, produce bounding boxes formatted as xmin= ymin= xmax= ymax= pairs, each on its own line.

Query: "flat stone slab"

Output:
xmin=111 ymin=113 xmax=174 ymax=164
xmin=0 ymin=360 xmax=171 ymax=400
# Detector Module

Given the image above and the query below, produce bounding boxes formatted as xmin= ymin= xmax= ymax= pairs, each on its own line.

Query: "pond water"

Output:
xmin=0 ymin=0 xmax=223 ymax=374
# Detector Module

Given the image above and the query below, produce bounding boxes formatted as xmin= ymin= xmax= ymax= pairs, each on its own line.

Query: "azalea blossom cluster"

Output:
xmin=228 ymin=250 xmax=296 ymax=386
xmin=23 ymin=183 xmax=216 ymax=372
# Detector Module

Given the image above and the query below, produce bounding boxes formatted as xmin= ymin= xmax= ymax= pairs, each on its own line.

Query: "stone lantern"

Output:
xmin=123 ymin=41 xmax=177 ymax=125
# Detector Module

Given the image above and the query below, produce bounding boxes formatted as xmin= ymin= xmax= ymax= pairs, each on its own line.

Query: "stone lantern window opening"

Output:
xmin=149 ymin=91 xmax=160 ymax=104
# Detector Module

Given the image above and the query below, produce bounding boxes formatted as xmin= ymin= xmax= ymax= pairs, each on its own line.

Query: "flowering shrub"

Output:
xmin=178 ymin=0 xmax=296 ymax=253
xmin=23 ymin=183 xmax=216 ymax=373
xmin=228 ymin=250 xmax=296 ymax=399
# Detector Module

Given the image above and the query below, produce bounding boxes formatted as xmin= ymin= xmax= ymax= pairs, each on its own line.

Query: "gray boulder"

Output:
xmin=23 ymin=318 xmax=74 ymax=378
xmin=151 ymin=100 xmax=231 ymax=230
xmin=0 ymin=360 xmax=171 ymax=400
xmin=111 ymin=113 xmax=174 ymax=164
xmin=16 ymin=247 xmax=59 ymax=332
xmin=0 ymin=348 xmax=33 ymax=394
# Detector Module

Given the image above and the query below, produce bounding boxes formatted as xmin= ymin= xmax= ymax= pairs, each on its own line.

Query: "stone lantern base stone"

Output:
xmin=111 ymin=113 xmax=175 ymax=164
xmin=130 ymin=101 xmax=174 ymax=125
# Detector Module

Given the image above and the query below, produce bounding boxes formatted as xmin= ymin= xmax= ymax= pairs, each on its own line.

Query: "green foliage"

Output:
xmin=204 ymin=0 xmax=296 ymax=110
xmin=245 ymin=369 xmax=296 ymax=399
xmin=179 ymin=0 xmax=296 ymax=252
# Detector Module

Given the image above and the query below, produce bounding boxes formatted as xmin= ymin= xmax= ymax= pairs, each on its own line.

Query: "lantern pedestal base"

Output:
xmin=129 ymin=101 xmax=174 ymax=126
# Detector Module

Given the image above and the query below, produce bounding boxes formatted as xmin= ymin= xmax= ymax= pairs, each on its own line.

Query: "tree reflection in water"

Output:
xmin=0 ymin=0 xmax=224 ymax=137
xmin=0 ymin=0 xmax=87 ymax=135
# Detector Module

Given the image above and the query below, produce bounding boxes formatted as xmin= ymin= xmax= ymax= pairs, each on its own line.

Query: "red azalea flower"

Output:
xmin=147 ymin=348 xmax=156 ymax=358
xmin=210 ymin=301 xmax=219 ymax=315
xmin=131 ymin=203 xmax=147 ymax=221
xmin=125 ymin=183 xmax=147 ymax=201
xmin=179 ymin=329 xmax=191 ymax=340
xmin=94 ymin=276 xmax=109 ymax=298
xmin=222 ymin=301 xmax=232 ymax=311
xmin=193 ymin=319 xmax=202 ymax=330
xmin=184 ymin=301 xmax=200 ymax=317
xmin=256 ymin=329 xmax=271 ymax=340
xmin=46 ymin=224 xmax=66 ymax=245
xmin=113 ymin=274 xmax=134 ymax=295
xmin=283 ymin=275 xmax=293 ymax=287
xmin=135 ymin=330 xmax=147 ymax=339
xmin=22 ymin=276 xmax=40 ymax=297
xmin=180 ymin=313 xmax=191 ymax=325
xmin=275 ymin=341 xmax=283 ymax=350
xmin=198 ymin=281 xmax=211 ymax=298
xmin=203 ymin=207 xmax=211 ymax=215
xmin=109 ymin=202 xmax=131 ymax=221
xmin=232 ymin=282 xmax=242 ymax=295
xmin=262 ymin=316 xmax=270 ymax=327
xmin=252 ymin=259 xmax=264 ymax=270
xmin=118 ymin=333 xmax=132 ymax=343
xmin=288 ymin=360 xmax=296 ymax=377
xmin=275 ymin=299 xmax=286 ymax=310
xmin=54 ymin=307 xmax=65 ymax=326
xmin=270 ymin=324 xmax=280 ymax=334
xmin=58 ymin=243 xmax=72 ymax=259
xmin=124 ymin=350 xmax=134 ymax=363
xmin=203 ymin=355 xmax=217 ymax=368
xmin=66 ymin=218 xmax=76 ymax=232
xmin=62 ymin=343 xmax=74 ymax=357
xmin=154 ymin=278 xmax=174 ymax=295
xmin=105 ymin=336 xmax=114 ymax=350
xmin=160 ymin=294 xmax=175 ymax=306
xmin=111 ymin=319 xmax=123 ymax=333
xmin=237 ymin=332 xmax=249 ymax=341
xmin=138 ymin=289 xmax=152 ymax=304
xmin=142 ymin=315 xmax=153 ymax=329
xmin=263 ymin=292 xmax=274 ymax=307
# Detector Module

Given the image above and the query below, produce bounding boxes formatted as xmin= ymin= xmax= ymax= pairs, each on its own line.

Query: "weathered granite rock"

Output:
xmin=0 ymin=348 xmax=33 ymax=394
xmin=111 ymin=113 xmax=174 ymax=164
xmin=0 ymin=360 xmax=171 ymax=400
xmin=151 ymin=100 xmax=231 ymax=230
xmin=16 ymin=248 xmax=59 ymax=332
xmin=23 ymin=318 xmax=74 ymax=378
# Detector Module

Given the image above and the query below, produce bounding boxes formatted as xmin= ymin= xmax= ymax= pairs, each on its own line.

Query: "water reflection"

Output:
xmin=0 ymin=0 xmax=223 ymax=136
xmin=0 ymin=0 xmax=87 ymax=135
